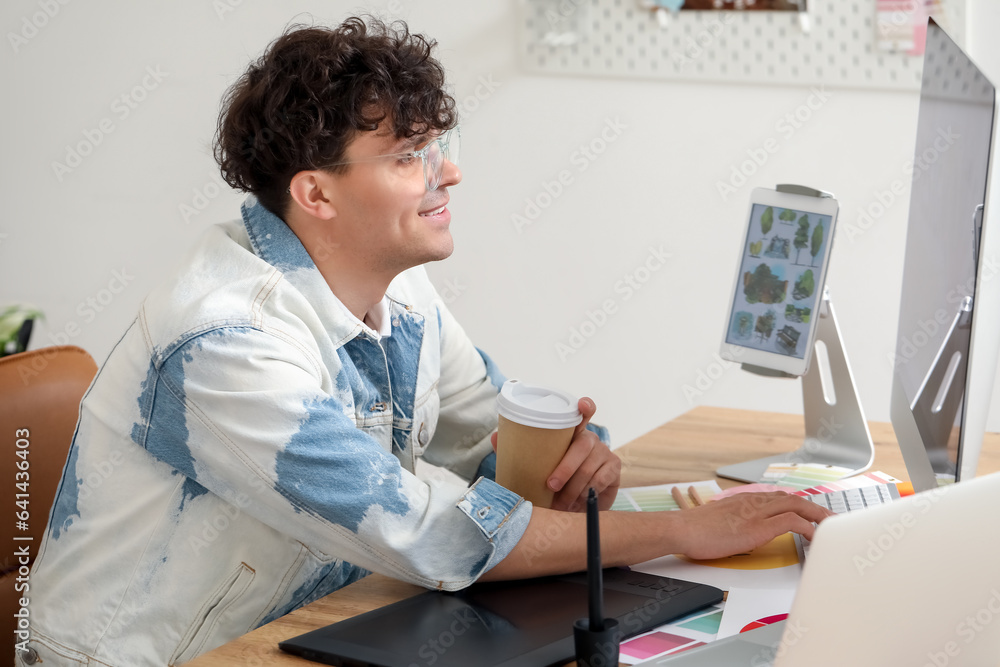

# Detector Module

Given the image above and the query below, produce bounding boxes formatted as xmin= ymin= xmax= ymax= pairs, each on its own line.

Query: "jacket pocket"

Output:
xmin=169 ymin=562 xmax=255 ymax=665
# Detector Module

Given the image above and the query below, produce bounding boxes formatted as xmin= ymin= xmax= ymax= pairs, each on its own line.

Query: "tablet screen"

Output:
xmin=725 ymin=202 xmax=834 ymax=363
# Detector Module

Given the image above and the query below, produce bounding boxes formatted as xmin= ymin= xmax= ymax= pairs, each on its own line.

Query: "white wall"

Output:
xmin=3 ymin=0 xmax=999 ymax=448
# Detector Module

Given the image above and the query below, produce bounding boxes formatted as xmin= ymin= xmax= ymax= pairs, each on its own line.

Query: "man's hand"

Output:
xmin=490 ymin=397 xmax=620 ymax=512
xmin=481 ymin=490 xmax=833 ymax=581
xmin=547 ymin=397 xmax=620 ymax=511
xmin=673 ymin=492 xmax=834 ymax=560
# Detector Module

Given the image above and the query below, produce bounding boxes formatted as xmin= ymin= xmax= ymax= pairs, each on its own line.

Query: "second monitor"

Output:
xmin=890 ymin=19 xmax=1000 ymax=492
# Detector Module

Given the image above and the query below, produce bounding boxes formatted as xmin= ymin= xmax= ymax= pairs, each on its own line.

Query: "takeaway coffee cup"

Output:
xmin=495 ymin=379 xmax=583 ymax=507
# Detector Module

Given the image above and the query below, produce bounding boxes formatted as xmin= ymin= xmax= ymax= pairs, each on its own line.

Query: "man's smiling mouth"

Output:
xmin=419 ymin=204 xmax=446 ymax=217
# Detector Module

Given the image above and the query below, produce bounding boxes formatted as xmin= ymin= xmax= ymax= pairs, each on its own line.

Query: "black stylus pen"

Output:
xmin=586 ymin=487 xmax=603 ymax=633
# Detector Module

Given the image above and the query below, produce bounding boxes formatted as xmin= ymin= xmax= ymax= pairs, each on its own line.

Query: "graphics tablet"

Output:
xmin=278 ymin=569 xmax=723 ymax=667
xmin=719 ymin=187 xmax=839 ymax=376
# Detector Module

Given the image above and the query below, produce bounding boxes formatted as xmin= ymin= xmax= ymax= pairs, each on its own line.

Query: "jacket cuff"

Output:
xmin=456 ymin=477 xmax=531 ymax=573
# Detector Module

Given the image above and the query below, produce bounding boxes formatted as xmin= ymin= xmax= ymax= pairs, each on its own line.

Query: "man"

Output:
xmin=21 ymin=17 xmax=829 ymax=666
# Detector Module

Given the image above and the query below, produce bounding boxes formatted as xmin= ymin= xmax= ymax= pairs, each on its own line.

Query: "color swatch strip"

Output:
xmin=740 ymin=613 xmax=788 ymax=634
xmin=610 ymin=481 xmax=722 ymax=513
xmin=759 ymin=462 xmax=854 ymax=490
xmin=619 ymin=604 xmax=723 ymax=664
xmin=789 ymin=470 xmax=906 ymax=498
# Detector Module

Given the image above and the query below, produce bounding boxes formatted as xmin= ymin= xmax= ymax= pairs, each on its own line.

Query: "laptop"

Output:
xmin=648 ymin=470 xmax=1000 ymax=666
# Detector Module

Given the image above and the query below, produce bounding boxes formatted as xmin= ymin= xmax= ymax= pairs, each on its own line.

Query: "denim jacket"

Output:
xmin=22 ymin=197 xmax=532 ymax=666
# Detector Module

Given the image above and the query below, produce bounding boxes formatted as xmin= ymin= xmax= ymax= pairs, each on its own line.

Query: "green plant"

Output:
xmin=761 ymin=207 xmax=774 ymax=235
xmin=794 ymin=218 xmax=809 ymax=264
xmin=811 ymin=220 xmax=824 ymax=265
xmin=743 ymin=263 xmax=787 ymax=304
xmin=0 ymin=305 xmax=43 ymax=356
xmin=793 ymin=269 xmax=815 ymax=300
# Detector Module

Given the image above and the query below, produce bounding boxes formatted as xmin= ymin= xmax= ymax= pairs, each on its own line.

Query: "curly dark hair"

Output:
xmin=214 ymin=16 xmax=457 ymax=216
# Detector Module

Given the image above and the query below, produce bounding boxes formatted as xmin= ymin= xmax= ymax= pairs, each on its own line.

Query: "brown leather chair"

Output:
xmin=0 ymin=346 xmax=97 ymax=658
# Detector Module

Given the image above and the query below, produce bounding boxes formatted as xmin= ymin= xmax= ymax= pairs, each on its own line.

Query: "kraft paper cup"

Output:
xmin=495 ymin=379 xmax=582 ymax=508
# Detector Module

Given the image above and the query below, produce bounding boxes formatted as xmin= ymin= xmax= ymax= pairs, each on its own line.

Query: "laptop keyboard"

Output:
xmin=796 ymin=484 xmax=901 ymax=560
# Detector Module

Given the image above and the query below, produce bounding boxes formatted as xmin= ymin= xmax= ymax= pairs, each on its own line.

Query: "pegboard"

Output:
xmin=520 ymin=0 xmax=967 ymax=90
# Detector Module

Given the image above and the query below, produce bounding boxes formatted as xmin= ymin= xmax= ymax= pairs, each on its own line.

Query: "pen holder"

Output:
xmin=573 ymin=617 xmax=621 ymax=667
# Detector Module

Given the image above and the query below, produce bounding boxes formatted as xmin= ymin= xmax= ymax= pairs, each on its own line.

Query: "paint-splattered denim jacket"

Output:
xmin=22 ymin=197 xmax=532 ymax=667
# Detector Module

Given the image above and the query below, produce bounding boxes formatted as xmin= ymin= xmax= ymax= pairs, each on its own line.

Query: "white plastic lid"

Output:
xmin=496 ymin=379 xmax=582 ymax=429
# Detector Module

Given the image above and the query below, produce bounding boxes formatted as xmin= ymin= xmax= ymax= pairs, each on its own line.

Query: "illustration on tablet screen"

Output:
xmin=726 ymin=203 xmax=831 ymax=359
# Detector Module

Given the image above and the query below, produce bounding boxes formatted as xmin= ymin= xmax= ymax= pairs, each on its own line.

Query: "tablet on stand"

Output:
xmin=716 ymin=184 xmax=874 ymax=483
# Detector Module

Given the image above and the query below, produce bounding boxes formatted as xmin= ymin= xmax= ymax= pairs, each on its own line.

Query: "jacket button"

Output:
xmin=19 ymin=647 xmax=39 ymax=664
xmin=417 ymin=423 xmax=430 ymax=447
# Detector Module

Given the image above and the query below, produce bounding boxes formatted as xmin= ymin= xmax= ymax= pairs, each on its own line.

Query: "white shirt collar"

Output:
xmin=363 ymin=297 xmax=393 ymax=339
xmin=327 ymin=292 xmax=392 ymax=340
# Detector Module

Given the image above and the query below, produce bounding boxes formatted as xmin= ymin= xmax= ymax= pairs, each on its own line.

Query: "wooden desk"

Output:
xmin=186 ymin=406 xmax=1000 ymax=666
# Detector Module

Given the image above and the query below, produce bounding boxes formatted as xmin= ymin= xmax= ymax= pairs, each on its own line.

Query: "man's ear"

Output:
xmin=288 ymin=170 xmax=338 ymax=220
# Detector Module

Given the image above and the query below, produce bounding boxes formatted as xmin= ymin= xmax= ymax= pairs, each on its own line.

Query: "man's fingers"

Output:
xmin=760 ymin=494 xmax=834 ymax=524
xmin=553 ymin=454 xmax=620 ymax=511
xmin=573 ymin=397 xmax=596 ymax=438
xmin=676 ymin=492 xmax=835 ymax=559
xmin=550 ymin=397 xmax=600 ymax=493
xmin=547 ymin=432 xmax=599 ymax=494
xmin=762 ymin=511 xmax=821 ymax=542
xmin=729 ymin=492 xmax=833 ymax=523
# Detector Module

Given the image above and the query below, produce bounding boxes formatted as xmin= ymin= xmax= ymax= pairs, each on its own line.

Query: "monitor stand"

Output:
xmin=892 ymin=296 xmax=973 ymax=490
xmin=716 ymin=289 xmax=875 ymax=483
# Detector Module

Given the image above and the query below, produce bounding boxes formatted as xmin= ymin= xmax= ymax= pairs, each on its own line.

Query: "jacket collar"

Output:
xmin=241 ymin=195 xmax=315 ymax=274
xmin=240 ymin=196 xmax=389 ymax=344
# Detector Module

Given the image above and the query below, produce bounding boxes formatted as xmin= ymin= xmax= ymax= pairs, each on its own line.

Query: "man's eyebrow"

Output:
xmin=372 ymin=127 xmax=410 ymax=149
xmin=394 ymin=134 xmax=426 ymax=151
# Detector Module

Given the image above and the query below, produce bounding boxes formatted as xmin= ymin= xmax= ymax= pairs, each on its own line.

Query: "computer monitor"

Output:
xmin=891 ymin=19 xmax=1000 ymax=492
